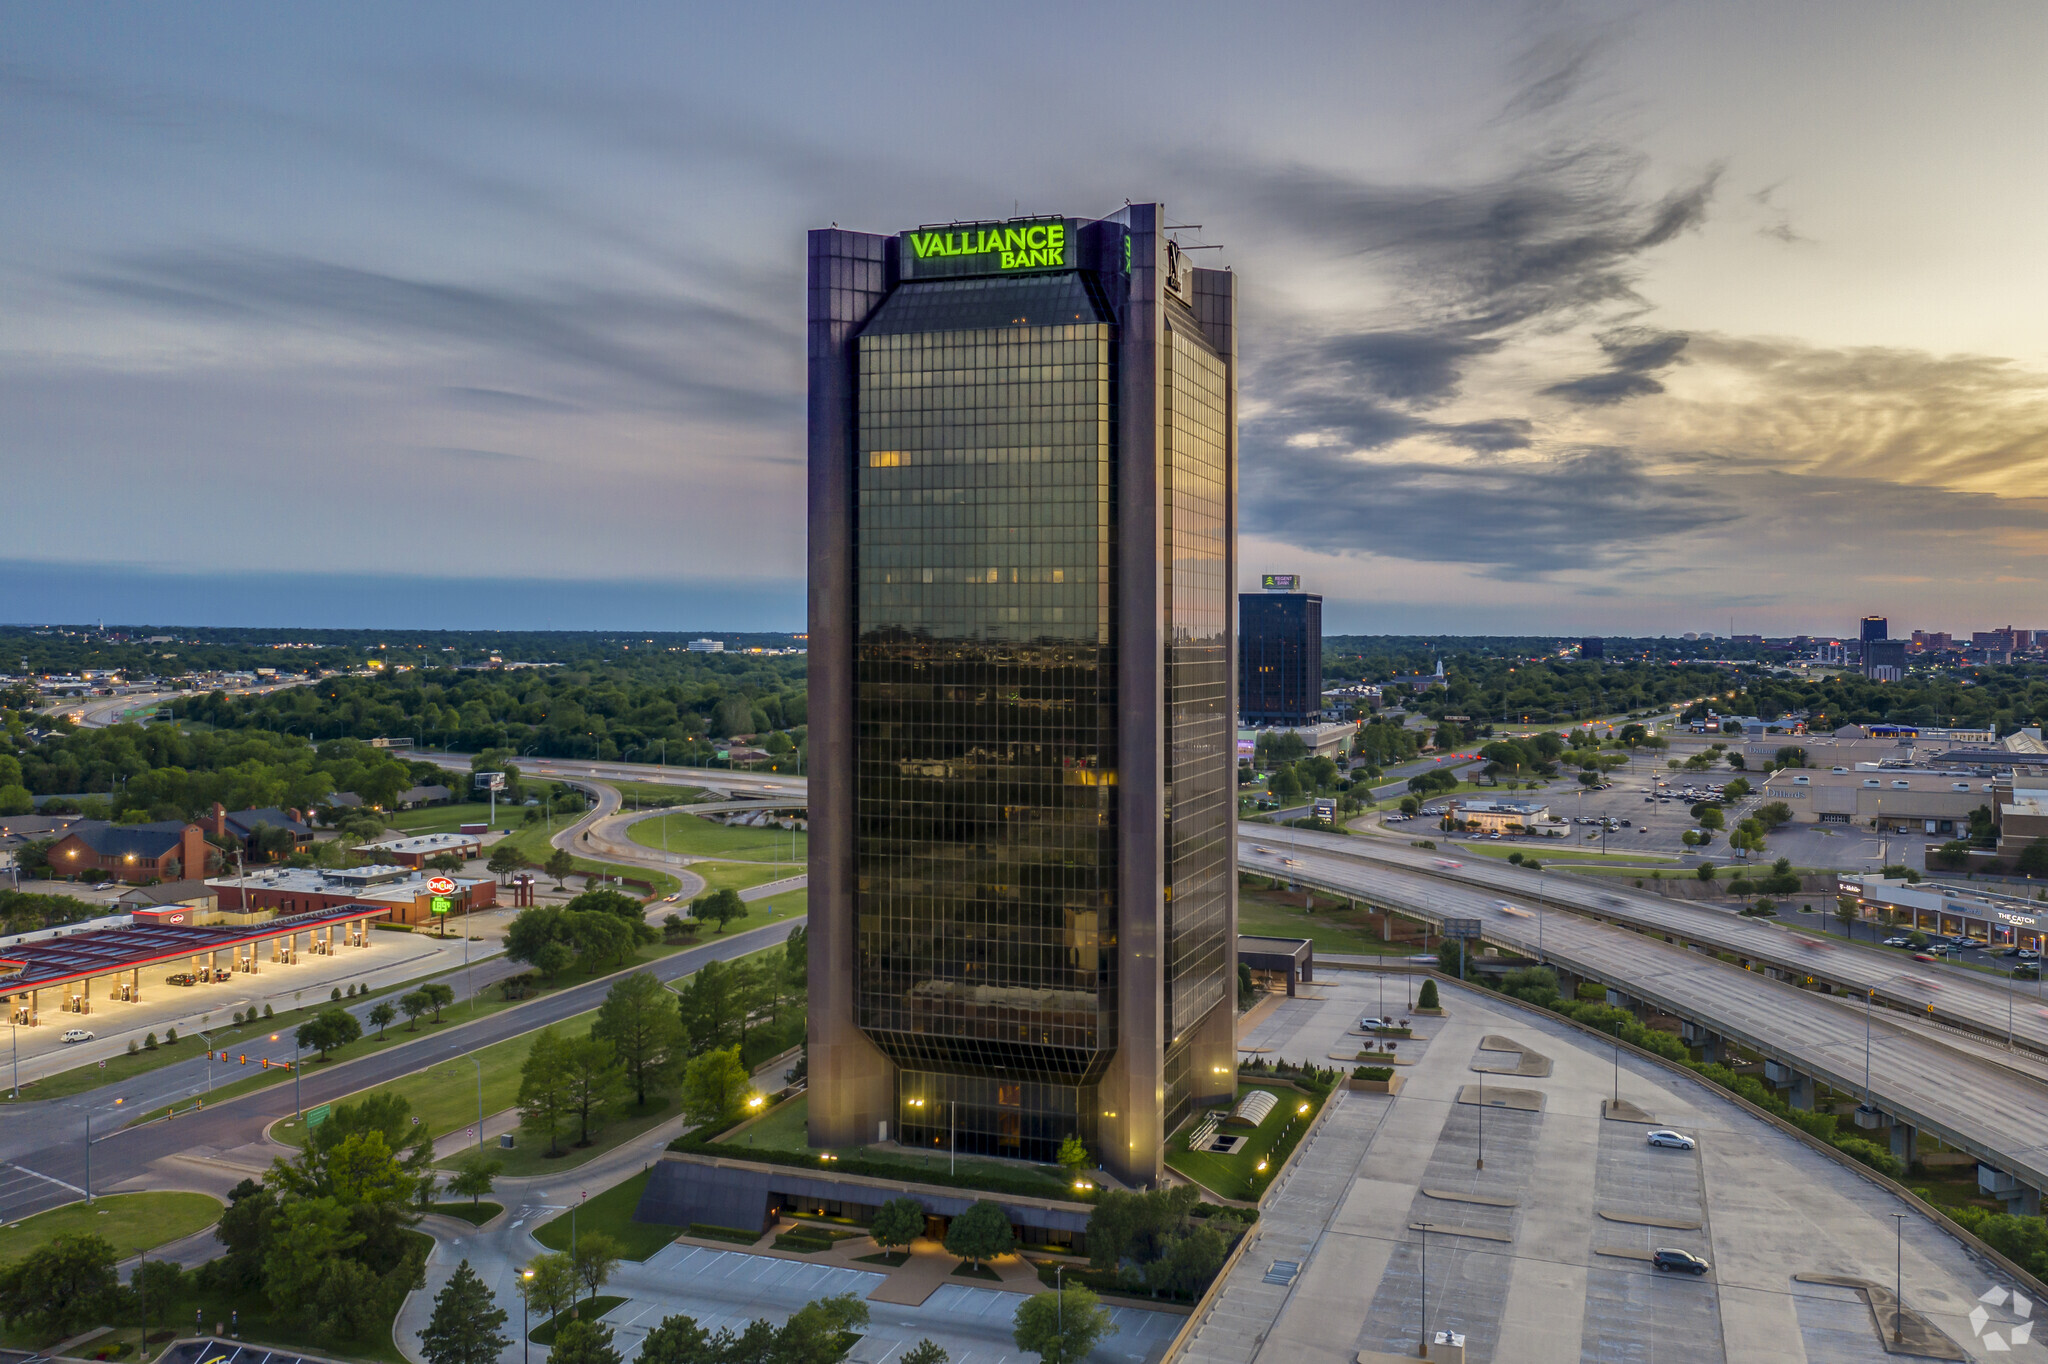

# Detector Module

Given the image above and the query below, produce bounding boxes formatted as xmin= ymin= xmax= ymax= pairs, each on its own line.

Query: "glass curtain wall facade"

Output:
xmin=1160 ymin=314 xmax=1232 ymax=1124
xmin=808 ymin=207 xmax=1238 ymax=1184
xmin=854 ymin=299 xmax=1119 ymax=1161
xmin=1239 ymin=592 xmax=1324 ymax=726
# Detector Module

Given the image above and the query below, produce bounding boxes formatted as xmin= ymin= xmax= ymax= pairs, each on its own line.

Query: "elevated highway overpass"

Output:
xmin=1247 ymin=836 xmax=2048 ymax=1211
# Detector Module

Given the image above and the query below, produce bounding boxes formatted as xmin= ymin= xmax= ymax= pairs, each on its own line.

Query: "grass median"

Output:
xmin=629 ymin=812 xmax=807 ymax=864
xmin=532 ymin=1169 xmax=681 ymax=1259
xmin=0 ymin=1192 xmax=221 ymax=1266
xmin=498 ymin=821 xmax=682 ymax=897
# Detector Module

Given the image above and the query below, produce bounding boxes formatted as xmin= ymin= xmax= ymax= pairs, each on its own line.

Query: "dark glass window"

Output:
xmin=852 ymin=277 xmax=1119 ymax=1162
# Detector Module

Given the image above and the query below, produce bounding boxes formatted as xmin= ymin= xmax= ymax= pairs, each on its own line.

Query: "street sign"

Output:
xmin=426 ymin=876 xmax=457 ymax=896
xmin=1442 ymin=917 xmax=1483 ymax=939
xmin=306 ymin=1103 xmax=330 ymax=1127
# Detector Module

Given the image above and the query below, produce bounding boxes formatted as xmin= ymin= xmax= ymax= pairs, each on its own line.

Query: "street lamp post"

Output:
xmin=1418 ymin=1225 xmax=1429 ymax=1358
xmin=521 ymin=1268 xmax=535 ymax=1364
xmin=472 ymin=1055 xmax=484 ymax=1148
xmin=1054 ymin=1263 xmax=1066 ymax=1363
xmin=84 ymin=1109 xmax=92 ymax=1204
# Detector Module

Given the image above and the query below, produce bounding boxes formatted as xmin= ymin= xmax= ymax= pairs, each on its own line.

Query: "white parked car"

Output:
xmin=61 ymin=1028 xmax=94 ymax=1044
xmin=1358 ymin=1016 xmax=1393 ymax=1030
xmin=1646 ymin=1129 xmax=1697 ymax=1150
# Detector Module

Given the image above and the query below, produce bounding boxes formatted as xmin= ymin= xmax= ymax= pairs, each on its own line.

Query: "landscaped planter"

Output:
xmin=1348 ymin=1074 xmax=1403 ymax=1094
xmin=1412 ymin=1007 xmax=1446 ymax=1016
xmin=1371 ymin=1026 xmax=1414 ymax=1038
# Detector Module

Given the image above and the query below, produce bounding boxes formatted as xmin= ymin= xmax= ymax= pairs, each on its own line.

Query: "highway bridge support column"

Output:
xmin=1788 ymin=1074 xmax=1815 ymax=1110
xmin=1890 ymin=1121 xmax=1917 ymax=1163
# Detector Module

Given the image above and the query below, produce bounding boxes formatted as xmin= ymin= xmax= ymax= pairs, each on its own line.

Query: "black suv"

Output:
xmin=1652 ymin=1249 xmax=1710 ymax=1275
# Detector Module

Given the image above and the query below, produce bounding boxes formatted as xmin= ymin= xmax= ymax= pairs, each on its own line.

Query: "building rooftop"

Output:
xmin=354 ymin=832 xmax=480 ymax=856
xmin=207 ymin=865 xmax=487 ymax=901
xmin=57 ymin=820 xmax=195 ymax=859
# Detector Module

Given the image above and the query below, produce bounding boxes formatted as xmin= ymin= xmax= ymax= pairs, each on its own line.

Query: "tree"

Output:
xmin=298 ymin=1007 xmax=362 ymax=1060
xmin=558 ymin=1034 xmax=628 ymax=1145
xmin=370 ymin=1000 xmax=397 ymax=1037
xmin=549 ymin=1317 xmax=622 ymax=1364
xmin=594 ymin=970 xmax=682 ymax=1107
xmin=944 ymin=1201 xmax=1015 ymax=1269
xmin=132 ymin=1257 xmax=185 ymax=1339
xmin=636 ymin=1314 xmax=713 ymax=1364
xmin=419 ymin=982 xmax=456 ymax=1024
xmin=522 ymin=1252 xmax=577 ymax=1328
xmin=545 ymin=848 xmax=576 ymax=888
xmin=487 ymin=843 xmax=528 ymax=881
xmin=400 ymin=990 xmax=434 ymax=1032
xmin=679 ymin=1046 xmax=752 ymax=1128
xmin=571 ymin=910 xmax=637 ymax=971
xmin=1416 ymin=978 xmax=1439 ymax=1010
xmin=1013 ymin=1285 xmax=1116 ymax=1364
xmin=419 ymin=1259 xmax=511 ymax=1364
xmin=870 ymin=1197 xmax=926 ymax=1251
xmin=572 ymin=1232 xmax=623 ymax=1302
xmin=676 ymin=960 xmax=740 ymax=1051
xmin=1696 ymin=862 xmax=1717 ymax=882
xmin=426 ymin=851 xmax=467 ymax=874
xmin=2018 ymin=839 xmax=2048 ymax=878
xmin=448 ymin=1152 xmax=503 ymax=1205
xmin=519 ymin=1028 xmax=575 ymax=1156
xmin=774 ymin=1294 xmax=869 ymax=1364
xmin=0 ymin=1234 xmax=118 ymax=1336
xmin=692 ymin=888 xmax=746 ymax=933
xmin=1836 ymin=896 xmax=1861 ymax=941
xmin=901 ymin=1342 xmax=949 ymax=1364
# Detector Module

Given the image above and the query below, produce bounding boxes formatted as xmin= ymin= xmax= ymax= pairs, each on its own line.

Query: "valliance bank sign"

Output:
xmin=900 ymin=217 xmax=1073 ymax=279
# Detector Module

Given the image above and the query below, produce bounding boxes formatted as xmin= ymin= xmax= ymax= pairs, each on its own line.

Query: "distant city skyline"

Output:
xmin=8 ymin=3 xmax=2048 ymax=633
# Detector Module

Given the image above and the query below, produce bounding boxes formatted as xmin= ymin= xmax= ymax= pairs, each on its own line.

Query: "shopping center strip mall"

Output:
xmin=1 ymin=863 xmax=496 ymax=1026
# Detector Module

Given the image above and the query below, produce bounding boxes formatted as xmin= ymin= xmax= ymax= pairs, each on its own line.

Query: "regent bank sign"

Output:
xmin=901 ymin=218 xmax=1073 ymax=279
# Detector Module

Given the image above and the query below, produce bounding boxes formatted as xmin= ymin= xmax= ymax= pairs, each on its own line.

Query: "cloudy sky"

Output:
xmin=7 ymin=1 xmax=2047 ymax=634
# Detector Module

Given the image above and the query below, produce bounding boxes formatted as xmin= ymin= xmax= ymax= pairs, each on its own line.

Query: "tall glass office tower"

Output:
xmin=807 ymin=206 xmax=1237 ymax=1185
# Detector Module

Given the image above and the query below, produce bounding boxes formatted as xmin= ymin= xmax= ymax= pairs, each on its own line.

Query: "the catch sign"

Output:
xmin=900 ymin=217 xmax=1074 ymax=279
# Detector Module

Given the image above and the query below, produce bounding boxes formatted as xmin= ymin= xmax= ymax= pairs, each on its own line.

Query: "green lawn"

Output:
xmin=429 ymin=1201 xmax=503 ymax=1226
xmin=629 ymin=812 xmax=807 ymax=864
xmin=1236 ymin=887 xmax=1421 ymax=957
xmin=387 ymin=800 xmax=515 ymax=835
xmin=532 ymin=1169 xmax=680 ymax=1260
xmin=274 ymin=1008 xmax=601 ymax=1151
xmin=497 ymin=822 xmax=682 ymax=897
xmin=691 ymin=862 xmax=802 ymax=897
xmin=1166 ymin=1082 xmax=1325 ymax=1201
xmin=486 ymin=1096 xmax=678 ymax=1178
xmin=0 ymin=1192 xmax=220 ymax=1265
xmin=606 ymin=779 xmax=712 ymax=808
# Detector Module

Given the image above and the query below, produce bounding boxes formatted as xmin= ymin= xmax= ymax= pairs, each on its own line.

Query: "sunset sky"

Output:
xmin=7 ymin=1 xmax=2047 ymax=634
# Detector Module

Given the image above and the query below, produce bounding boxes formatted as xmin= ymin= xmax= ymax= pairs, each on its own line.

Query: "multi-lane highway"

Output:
xmin=1242 ymin=834 xmax=2048 ymax=1197
xmin=0 ymin=915 xmax=804 ymax=1222
xmin=1249 ymin=825 xmax=2048 ymax=1055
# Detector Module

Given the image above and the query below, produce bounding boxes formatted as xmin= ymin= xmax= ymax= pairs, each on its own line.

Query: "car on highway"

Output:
xmin=1652 ymin=1249 xmax=1711 ymax=1275
xmin=1646 ymin=1129 xmax=1697 ymax=1150
xmin=1882 ymin=936 xmax=1913 ymax=948
xmin=61 ymin=1028 xmax=94 ymax=1044
xmin=1913 ymin=952 xmax=1939 ymax=962
xmin=1251 ymin=846 xmax=1272 ymax=855
xmin=1282 ymin=857 xmax=1301 ymax=866
xmin=1433 ymin=858 xmax=1463 ymax=869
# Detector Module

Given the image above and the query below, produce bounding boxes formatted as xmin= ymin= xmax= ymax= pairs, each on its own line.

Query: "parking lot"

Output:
xmin=1376 ymin=764 xmax=1909 ymax=877
xmin=1179 ymin=970 xmax=2045 ymax=1363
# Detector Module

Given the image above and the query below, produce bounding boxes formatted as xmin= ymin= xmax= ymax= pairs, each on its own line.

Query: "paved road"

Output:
xmin=1243 ymin=835 xmax=2048 ymax=1196
xmin=0 ymin=915 xmax=804 ymax=1222
xmin=1248 ymin=826 xmax=2048 ymax=1056
xmin=401 ymin=750 xmax=800 ymax=801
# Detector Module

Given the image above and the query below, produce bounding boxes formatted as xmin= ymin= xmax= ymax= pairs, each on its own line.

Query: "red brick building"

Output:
xmin=44 ymin=821 xmax=213 ymax=884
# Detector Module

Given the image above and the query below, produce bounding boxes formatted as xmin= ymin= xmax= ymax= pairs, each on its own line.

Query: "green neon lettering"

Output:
xmin=1026 ymin=224 xmax=1046 ymax=249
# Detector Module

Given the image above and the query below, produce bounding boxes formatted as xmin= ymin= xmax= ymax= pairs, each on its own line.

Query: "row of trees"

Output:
xmin=175 ymin=652 xmax=808 ymax=765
